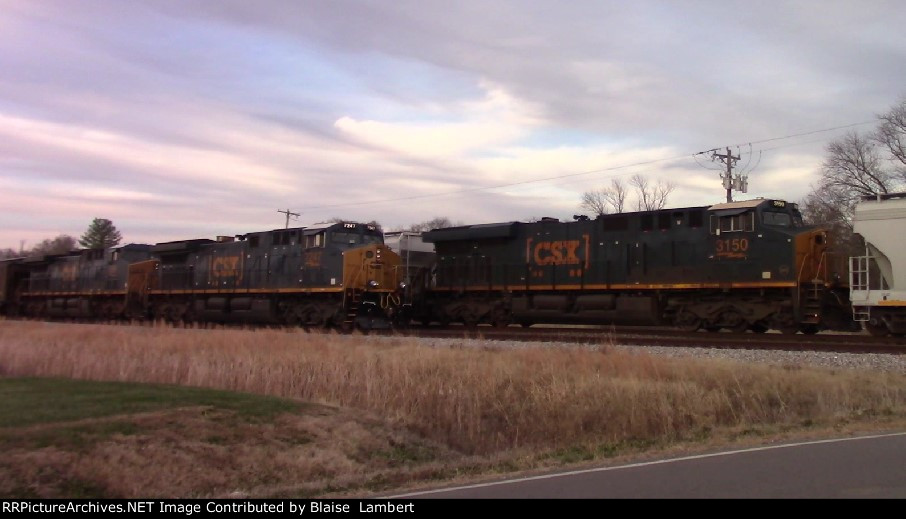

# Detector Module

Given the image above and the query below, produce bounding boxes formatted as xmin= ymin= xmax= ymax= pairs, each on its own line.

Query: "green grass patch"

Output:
xmin=0 ymin=377 xmax=303 ymax=428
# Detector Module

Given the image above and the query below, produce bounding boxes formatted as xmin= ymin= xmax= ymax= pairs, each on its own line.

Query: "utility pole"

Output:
xmin=277 ymin=209 xmax=300 ymax=229
xmin=711 ymin=147 xmax=746 ymax=203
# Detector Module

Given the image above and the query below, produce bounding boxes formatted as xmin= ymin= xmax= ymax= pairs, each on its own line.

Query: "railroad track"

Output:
xmin=5 ymin=317 xmax=905 ymax=355
xmin=386 ymin=325 xmax=906 ymax=355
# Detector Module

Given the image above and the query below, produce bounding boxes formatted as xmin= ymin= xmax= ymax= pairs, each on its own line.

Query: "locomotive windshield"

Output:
xmin=329 ymin=232 xmax=383 ymax=247
xmin=762 ymin=209 xmax=803 ymax=228
xmin=762 ymin=211 xmax=792 ymax=227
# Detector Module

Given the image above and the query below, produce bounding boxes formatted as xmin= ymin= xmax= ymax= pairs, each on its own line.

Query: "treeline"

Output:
xmin=0 ymin=218 xmax=122 ymax=260
xmin=800 ymin=96 xmax=906 ymax=255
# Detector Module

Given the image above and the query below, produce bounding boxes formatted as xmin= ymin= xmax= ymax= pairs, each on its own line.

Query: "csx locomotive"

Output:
xmin=0 ymin=221 xmax=405 ymax=331
xmin=0 ymin=198 xmax=866 ymax=334
xmin=409 ymin=198 xmax=854 ymax=334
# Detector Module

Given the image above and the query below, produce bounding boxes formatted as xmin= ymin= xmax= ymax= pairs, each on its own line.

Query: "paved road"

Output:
xmin=389 ymin=432 xmax=906 ymax=498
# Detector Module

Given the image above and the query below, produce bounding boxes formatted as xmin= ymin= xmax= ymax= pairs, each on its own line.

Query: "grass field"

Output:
xmin=2 ymin=320 xmax=906 ymax=497
xmin=0 ymin=377 xmax=469 ymax=498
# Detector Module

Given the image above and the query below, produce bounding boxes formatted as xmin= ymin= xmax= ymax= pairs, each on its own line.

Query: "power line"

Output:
xmin=307 ymin=120 xmax=877 ymax=211
xmin=277 ymin=208 xmax=300 ymax=228
xmin=306 ymin=154 xmax=691 ymax=210
xmin=711 ymin=147 xmax=744 ymax=203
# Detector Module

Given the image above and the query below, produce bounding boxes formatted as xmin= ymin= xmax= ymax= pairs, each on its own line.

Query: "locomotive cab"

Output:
xmin=707 ymin=198 xmax=851 ymax=332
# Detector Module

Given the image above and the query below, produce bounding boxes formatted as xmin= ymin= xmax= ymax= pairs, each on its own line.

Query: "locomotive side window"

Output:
xmin=711 ymin=211 xmax=754 ymax=233
xmin=304 ymin=233 xmax=324 ymax=248
xmin=658 ymin=212 xmax=672 ymax=230
xmin=602 ymin=216 xmax=628 ymax=231
xmin=689 ymin=210 xmax=704 ymax=228
xmin=640 ymin=214 xmax=654 ymax=231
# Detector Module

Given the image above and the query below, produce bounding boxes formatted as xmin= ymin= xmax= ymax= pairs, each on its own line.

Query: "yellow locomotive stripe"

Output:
xmin=877 ymin=300 xmax=906 ymax=307
xmin=143 ymin=287 xmax=396 ymax=295
xmin=429 ymin=281 xmax=799 ymax=291
xmin=22 ymin=291 xmax=126 ymax=297
xmin=22 ymin=288 xmax=396 ymax=297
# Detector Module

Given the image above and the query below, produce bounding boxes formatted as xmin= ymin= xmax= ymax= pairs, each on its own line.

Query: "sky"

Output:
xmin=1 ymin=0 xmax=905 ymax=250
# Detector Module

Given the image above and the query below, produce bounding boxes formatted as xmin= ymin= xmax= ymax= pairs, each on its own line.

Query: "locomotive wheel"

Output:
xmin=674 ymin=311 xmax=701 ymax=332
xmin=799 ymin=324 xmax=820 ymax=335
xmin=749 ymin=322 xmax=769 ymax=334
xmin=704 ymin=326 xmax=722 ymax=333
xmin=865 ymin=320 xmax=890 ymax=337
xmin=730 ymin=320 xmax=750 ymax=334
xmin=491 ymin=309 xmax=511 ymax=328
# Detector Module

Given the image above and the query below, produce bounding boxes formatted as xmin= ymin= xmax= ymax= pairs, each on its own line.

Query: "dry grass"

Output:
xmin=2 ymin=320 xmax=905 ymax=460
xmin=0 ymin=393 xmax=463 ymax=498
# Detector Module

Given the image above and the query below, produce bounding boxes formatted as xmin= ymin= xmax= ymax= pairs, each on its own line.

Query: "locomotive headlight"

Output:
xmin=367 ymin=280 xmax=380 ymax=289
xmin=398 ymin=281 xmax=408 ymax=290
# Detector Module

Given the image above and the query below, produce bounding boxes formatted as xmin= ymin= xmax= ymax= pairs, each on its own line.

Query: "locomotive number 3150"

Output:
xmin=715 ymin=238 xmax=750 ymax=255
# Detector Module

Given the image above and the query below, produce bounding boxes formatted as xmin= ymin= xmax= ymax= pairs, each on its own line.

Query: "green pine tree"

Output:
xmin=79 ymin=218 xmax=123 ymax=249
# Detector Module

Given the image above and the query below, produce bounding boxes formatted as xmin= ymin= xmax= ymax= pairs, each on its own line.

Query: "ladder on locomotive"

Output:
xmin=344 ymin=287 xmax=361 ymax=328
xmin=801 ymin=251 xmax=830 ymax=325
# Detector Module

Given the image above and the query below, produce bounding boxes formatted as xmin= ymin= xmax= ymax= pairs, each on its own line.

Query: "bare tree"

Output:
xmin=821 ymin=132 xmax=893 ymax=198
xmin=875 ymin=96 xmax=906 ymax=181
xmin=579 ymin=179 xmax=628 ymax=216
xmin=403 ymin=217 xmax=464 ymax=233
xmin=630 ymin=174 xmax=675 ymax=211
xmin=800 ymin=97 xmax=906 ymax=255
xmin=579 ymin=189 xmax=609 ymax=216
xmin=30 ymin=235 xmax=78 ymax=256
xmin=604 ymin=179 xmax=628 ymax=213
xmin=800 ymin=185 xmax=864 ymax=256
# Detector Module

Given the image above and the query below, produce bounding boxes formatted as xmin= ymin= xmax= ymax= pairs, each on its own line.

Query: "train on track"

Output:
xmin=1 ymin=194 xmax=905 ymax=336
xmin=0 ymin=221 xmax=406 ymax=332
xmin=407 ymin=197 xmax=854 ymax=334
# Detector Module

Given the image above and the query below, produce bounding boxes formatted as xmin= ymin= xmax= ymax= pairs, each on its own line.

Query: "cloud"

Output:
xmin=1 ymin=0 xmax=905 ymax=248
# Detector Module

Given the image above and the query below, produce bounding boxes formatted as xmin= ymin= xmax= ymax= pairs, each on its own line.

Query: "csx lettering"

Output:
xmin=60 ymin=264 xmax=77 ymax=282
xmin=534 ymin=240 xmax=582 ymax=266
xmin=211 ymin=256 xmax=243 ymax=279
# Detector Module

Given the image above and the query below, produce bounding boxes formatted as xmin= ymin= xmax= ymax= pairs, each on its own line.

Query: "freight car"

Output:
xmin=2 ymin=221 xmax=405 ymax=331
xmin=850 ymin=192 xmax=906 ymax=336
xmin=412 ymin=198 xmax=853 ymax=334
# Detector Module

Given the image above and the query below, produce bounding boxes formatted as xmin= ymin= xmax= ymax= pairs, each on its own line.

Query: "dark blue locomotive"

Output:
xmin=0 ymin=221 xmax=405 ymax=331
xmin=414 ymin=198 xmax=852 ymax=334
